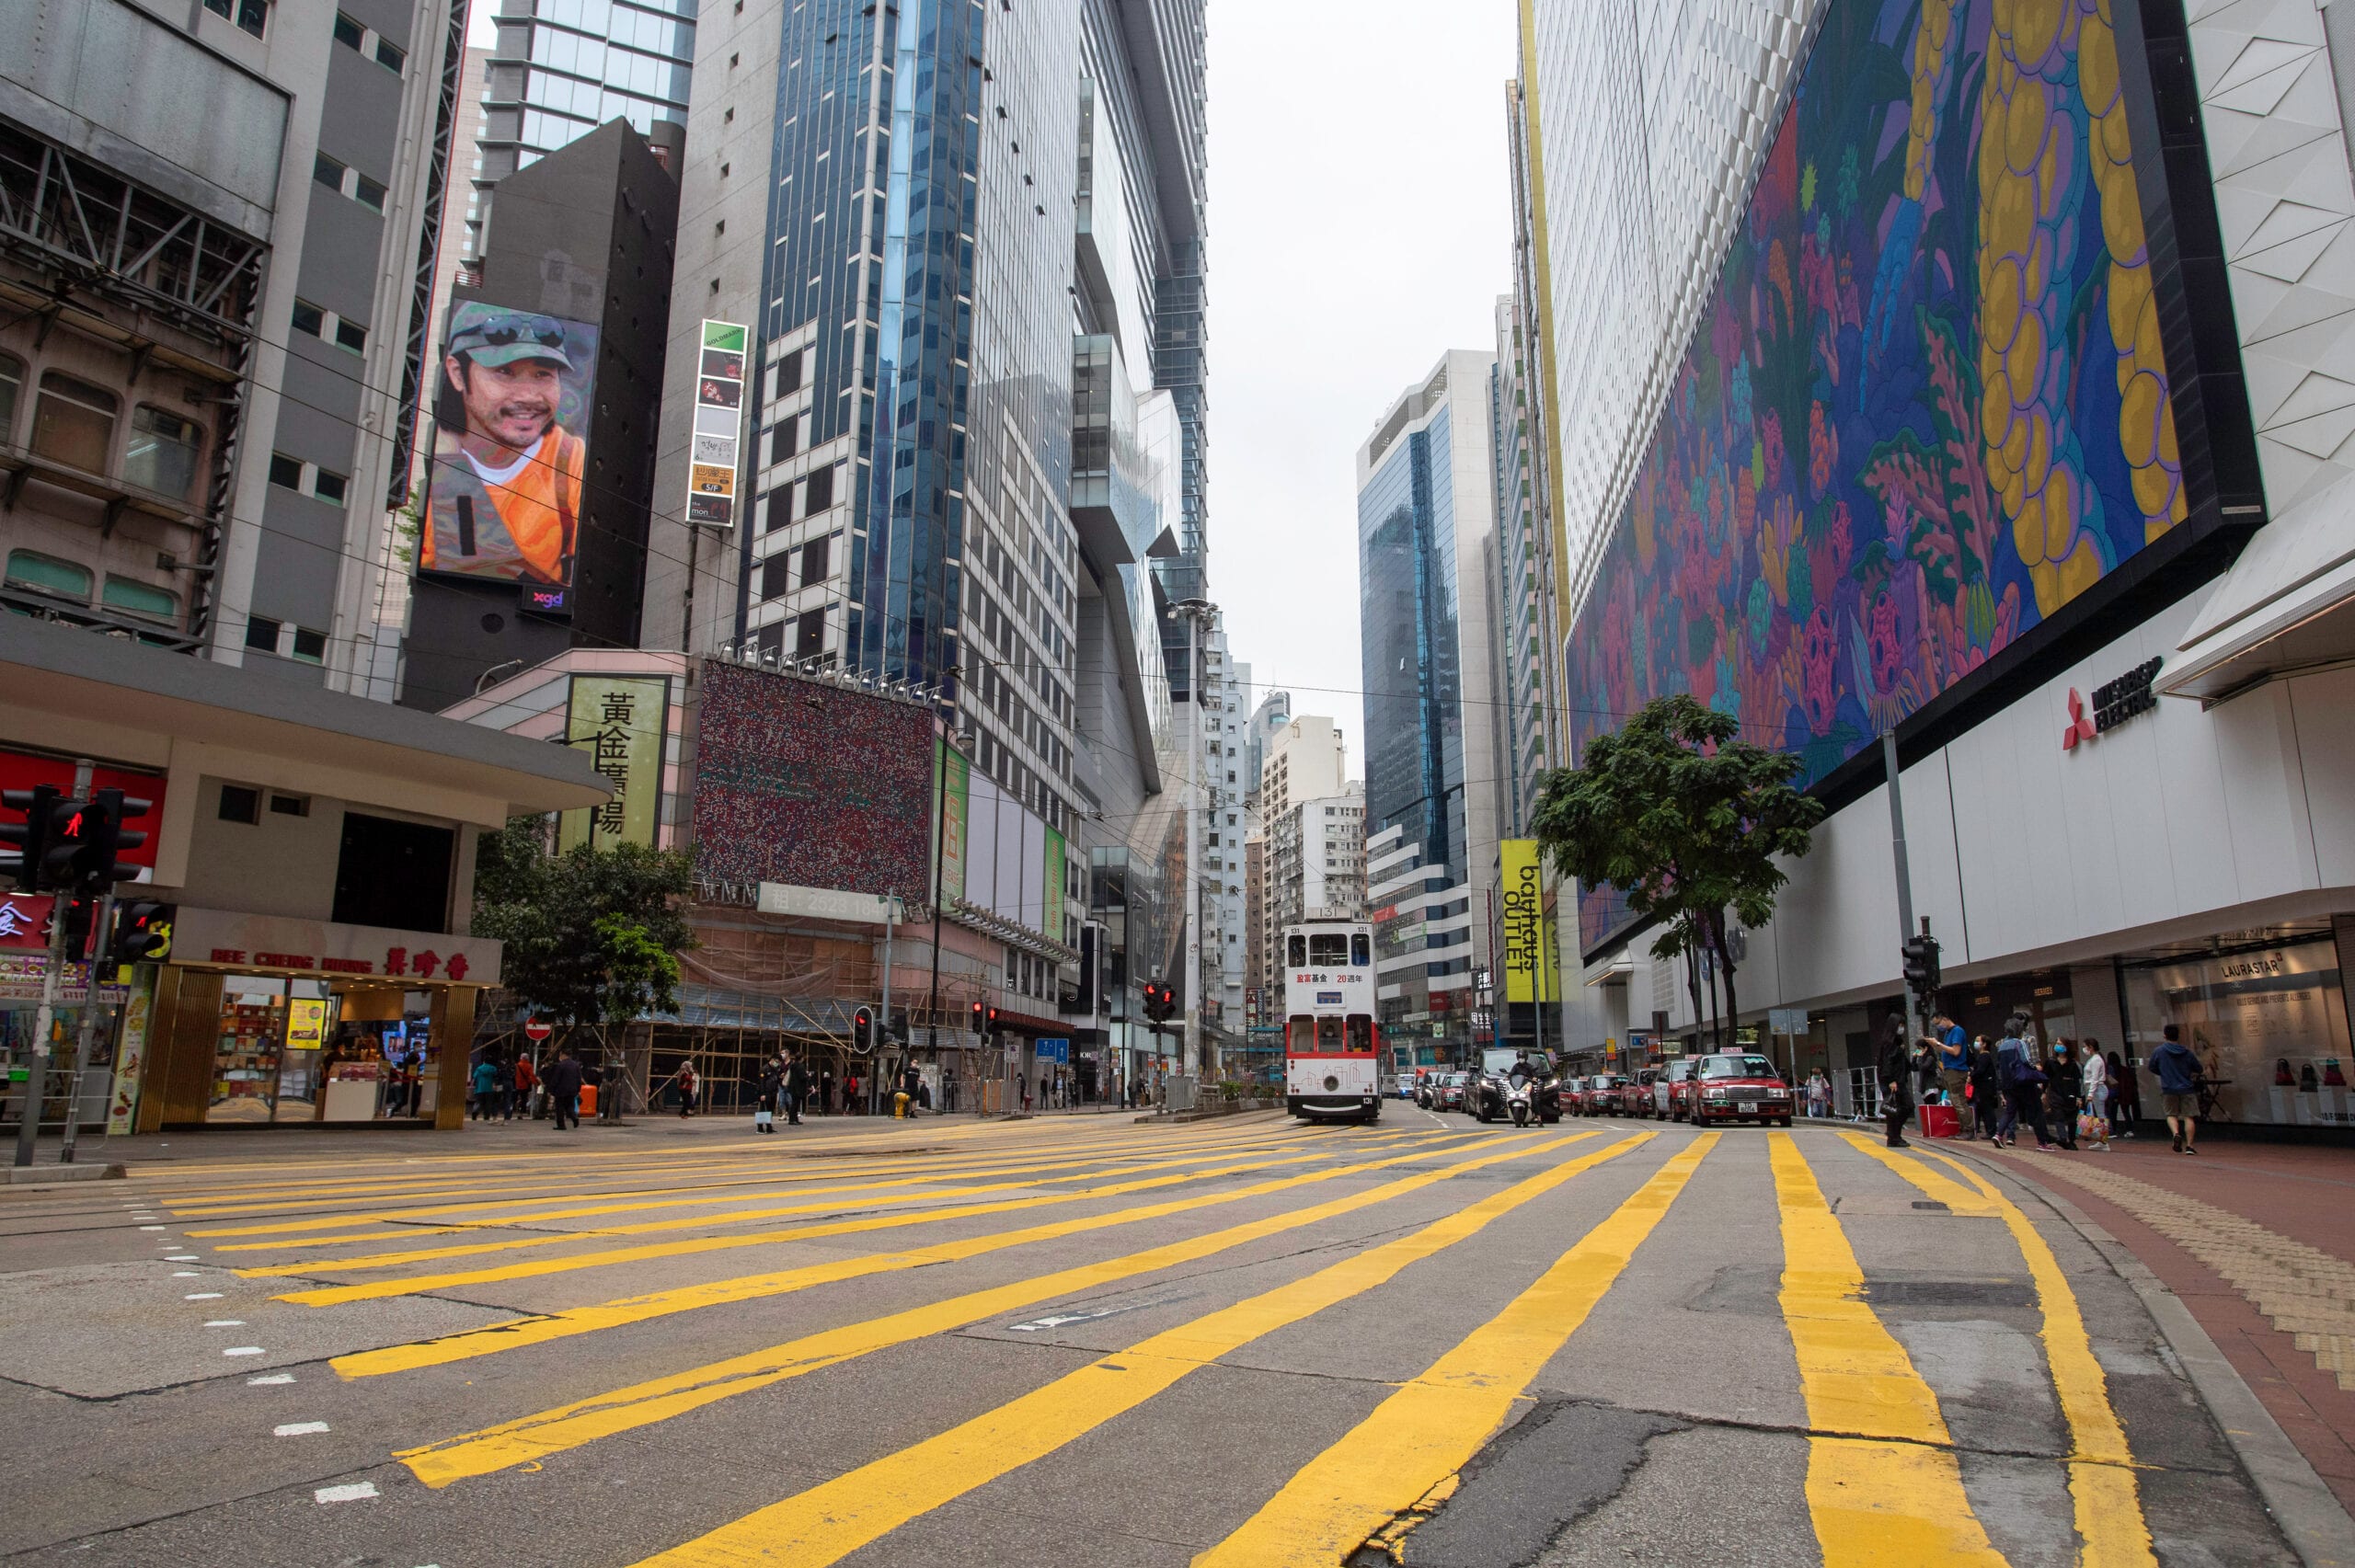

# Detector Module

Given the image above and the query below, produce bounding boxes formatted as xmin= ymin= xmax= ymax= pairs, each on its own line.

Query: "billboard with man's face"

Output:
xmin=420 ymin=303 xmax=601 ymax=612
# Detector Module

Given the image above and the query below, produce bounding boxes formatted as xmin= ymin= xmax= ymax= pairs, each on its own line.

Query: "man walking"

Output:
xmin=545 ymin=1047 xmax=583 ymax=1131
xmin=1878 ymin=1016 xmax=1913 ymax=1148
xmin=2149 ymin=1024 xmax=2201 ymax=1155
xmin=1935 ymin=1013 xmax=1970 ymax=1113
xmin=784 ymin=1052 xmax=810 ymax=1126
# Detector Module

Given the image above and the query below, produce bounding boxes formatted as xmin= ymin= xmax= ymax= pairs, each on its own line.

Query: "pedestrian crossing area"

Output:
xmin=5 ymin=1114 xmax=2292 ymax=1565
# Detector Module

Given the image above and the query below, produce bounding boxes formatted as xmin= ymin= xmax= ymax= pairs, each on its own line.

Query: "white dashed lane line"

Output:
xmin=223 ymin=1346 xmax=264 ymax=1357
xmin=274 ymin=1422 xmax=329 ymax=1437
xmin=314 ymin=1482 xmax=376 ymax=1505
xmin=202 ymin=1320 xmax=247 ymax=1328
xmin=247 ymin=1373 xmax=295 ymax=1386
xmin=184 ymin=1292 xmax=224 ymax=1300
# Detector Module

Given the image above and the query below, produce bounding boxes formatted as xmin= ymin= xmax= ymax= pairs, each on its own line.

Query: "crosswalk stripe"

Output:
xmin=227 ymin=1136 xmax=1363 ymax=1272
xmin=1193 ymin=1133 xmax=1717 ymax=1567
xmin=389 ymin=1130 xmax=1593 ymax=1486
xmin=1772 ymin=1132 xmax=2005 ymax=1566
xmin=336 ymin=1133 xmax=1490 ymax=1379
xmin=615 ymin=1134 xmax=1653 ymax=1566
xmin=1914 ymin=1144 xmax=2156 ymax=1568
xmin=276 ymin=1134 xmax=1465 ymax=1307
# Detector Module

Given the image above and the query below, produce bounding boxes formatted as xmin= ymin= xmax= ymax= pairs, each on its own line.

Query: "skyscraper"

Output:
xmin=1487 ymin=292 xmax=1560 ymax=835
xmin=1356 ymin=351 xmax=1503 ymax=1066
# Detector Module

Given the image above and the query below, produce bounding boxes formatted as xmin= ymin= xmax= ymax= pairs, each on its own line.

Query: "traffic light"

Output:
xmin=1901 ymin=930 xmax=1941 ymax=1000
xmin=0 ymin=784 xmax=63 ymax=891
xmin=109 ymin=900 xmax=173 ymax=965
xmin=58 ymin=895 xmax=97 ymax=961
xmin=970 ymin=1000 xmax=983 ymax=1033
xmin=58 ymin=788 xmax=149 ymax=892
xmin=1142 ymin=981 xmax=1177 ymax=1026
xmin=852 ymin=1005 xmax=875 ymax=1050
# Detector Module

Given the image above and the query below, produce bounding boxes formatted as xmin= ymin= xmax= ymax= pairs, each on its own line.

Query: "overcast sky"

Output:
xmin=1202 ymin=3 xmax=1516 ymax=779
xmin=473 ymin=4 xmax=1519 ymax=773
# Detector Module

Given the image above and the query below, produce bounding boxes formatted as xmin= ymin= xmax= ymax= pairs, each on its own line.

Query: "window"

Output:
xmin=217 ymin=784 xmax=261 ymax=824
xmin=374 ymin=37 xmax=406 ymax=73
xmin=269 ymin=793 xmax=310 ymax=817
xmin=331 ymin=12 xmax=363 ymax=48
xmin=332 ymin=813 xmax=454 ymax=933
xmin=0 ymin=352 xmax=18 ymax=441
xmin=1352 ymin=933 xmax=1372 ymax=966
xmin=769 ymin=418 xmax=798 ymax=464
xmin=311 ymin=466 xmax=349 ymax=506
xmin=245 ymin=614 xmax=281 ymax=652
xmin=267 ymin=452 xmax=303 ymax=490
xmin=764 ymin=487 xmax=792 ymax=532
xmin=291 ymin=626 xmax=327 ymax=663
xmin=794 ymin=608 xmax=824 ymax=657
xmin=124 ymin=406 xmax=201 ymax=498
xmin=291 ymin=299 xmax=326 ymax=338
xmin=101 ymin=577 xmax=178 ymax=623
xmin=760 ymin=554 xmax=791 ymax=601
xmin=314 ymin=152 xmax=347 ymax=193
xmin=799 ymin=534 xmax=829 ymax=587
xmin=352 ymin=172 xmax=387 ymax=212
xmin=202 ymin=0 xmax=268 ymax=37
xmin=1308 ymin=933 xmax=1350 ymax=966
xmin=1287 ymin=934 xmax=1307 ymax=967
xmin=776 ymin=351 xmax=803 ymax=395
xmin=333 ymin=317 xmax=367 ymax=354
xmin=803 ymin=464 xmax=833 ymax=512
xmin=5 ymin=551 xmax=91 ymax=601
xmin=32 ymin=372 xmax=118 ymax=472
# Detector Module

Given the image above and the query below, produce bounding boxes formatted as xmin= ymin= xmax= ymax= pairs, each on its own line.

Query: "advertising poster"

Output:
xmin=106 ymin=966 xmax=156 ymax=1136
xmin=558 ymin=674 xmax=670 ymax=852
xmin=1042 ymin=825 xmax=1065 ymax=940
xmin=420 ymin=303 xmax=601 ymax=611
xmin=686 ymin=320 xmax=748 ymax=529
xmin=1499 ymin=840 xmax=1560 ymax=1004
xmin=934 ymin=737 xmax=969 ymax=905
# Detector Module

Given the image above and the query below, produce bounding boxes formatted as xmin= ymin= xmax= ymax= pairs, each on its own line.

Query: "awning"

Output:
xmin=2156 ymin=472 xmax=2355 ymax=704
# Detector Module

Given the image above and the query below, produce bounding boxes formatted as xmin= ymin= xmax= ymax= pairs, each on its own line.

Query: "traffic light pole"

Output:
xmin=1881 ymin=731 xmax=1924 ymax=1079
xmin=57 ymin=886 xmax=116 ymax=1164
xmin=13 ymin=759 xmax=91 ymax=1168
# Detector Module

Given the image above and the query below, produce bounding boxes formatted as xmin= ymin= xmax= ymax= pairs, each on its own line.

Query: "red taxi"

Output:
xmin=1580 ymin=1072 xmax=1633 ymax=1116
xmin=1687 ymin=1053 xmax=1795 ymax=1127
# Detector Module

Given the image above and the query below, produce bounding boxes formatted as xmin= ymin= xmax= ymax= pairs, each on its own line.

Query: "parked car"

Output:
xmin=1436 ymin=1071 xmax=1470 ymax=1111
xmin=1626 ymin=1065 xmax=1665 ymax=1118
xmin=1654 ymin=1058 xmax=1703 ymax=1120
xmin=1687 ymin=1053 xmax=1795 ymax=1127
xmin=1556 ymin=1075 xmax=1586 ymax=1115
xmin=1582 ymin=1071 xmax=1632 ymax=1116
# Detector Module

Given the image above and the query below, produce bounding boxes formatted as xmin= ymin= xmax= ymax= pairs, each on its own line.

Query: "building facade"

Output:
xmin=0 ymin=0 xmax=469 ymax=696
xmin=1258 ymin=714 xmax=1348 ymax=823
xmin=1487 ymin=292 xmax=1560 ymax=836
xmin=1356 ymin=351 xmax=1504 ymax=1064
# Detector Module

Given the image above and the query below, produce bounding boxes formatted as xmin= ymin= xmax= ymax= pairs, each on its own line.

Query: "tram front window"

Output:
xmin=1316 ymin=1018 xmax=1345 ymax=1052
xmin=1351 ymin=933 xmax=1371 ymax=966
xmin=1346 ymin=1016 xmax=1374 ymax=1052
xmin=1287 ymin=935 xmax=1307 ymax=967
xmin=1308 ymin=933 xmax=1350 ymax=967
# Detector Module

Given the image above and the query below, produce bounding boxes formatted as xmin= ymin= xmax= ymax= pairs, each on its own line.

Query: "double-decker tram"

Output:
xmin=1281 ymin=917 xmax=1380 ymax=1122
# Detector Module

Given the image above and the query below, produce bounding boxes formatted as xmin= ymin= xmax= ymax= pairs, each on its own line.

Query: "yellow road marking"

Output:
xmin=391 ymin=1131 xmax=1589 ymax=1485
xmin=1193 ymin=1134 xmax=1717 ymax=1567
xmin=619 ymin=1135 xmax=1651 ymax=1566
xmin=276 ymin=1136 xmax=1462 ymax=1306
xmin=226 ymin=1136 xmax=1356 ymax=1269
xmin=1772 ymin=1132 xmax=2004 ymax=1566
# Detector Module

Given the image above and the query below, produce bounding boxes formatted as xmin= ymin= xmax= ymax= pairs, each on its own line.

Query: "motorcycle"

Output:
xmin=1506 ymin=1076 xmax=1534 ymax=1127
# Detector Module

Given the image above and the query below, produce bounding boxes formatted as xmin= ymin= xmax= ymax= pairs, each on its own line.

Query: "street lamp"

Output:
xmin=1167 ymin=597 xmax=1219 ymax=1082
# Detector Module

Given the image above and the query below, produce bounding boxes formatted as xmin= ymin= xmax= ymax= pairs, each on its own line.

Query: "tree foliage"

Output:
xmin=1531 ymin=695 xmax=1823 ymax=1046
xmin=472 ymin=818 xmax=696 ymax=1038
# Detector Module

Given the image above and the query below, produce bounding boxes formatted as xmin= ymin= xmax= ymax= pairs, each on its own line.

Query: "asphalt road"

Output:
xmin=0 ymin=1106 xmax=2317 ymax=1567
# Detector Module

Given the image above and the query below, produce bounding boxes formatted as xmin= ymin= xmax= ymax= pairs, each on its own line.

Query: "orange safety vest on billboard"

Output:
xmin=422 ymin=428 xmax=584 ymax=586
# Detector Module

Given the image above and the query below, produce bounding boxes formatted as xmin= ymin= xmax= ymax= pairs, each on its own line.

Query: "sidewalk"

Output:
xmin=1968 ymin=1131 xmax=2355 ymax=1517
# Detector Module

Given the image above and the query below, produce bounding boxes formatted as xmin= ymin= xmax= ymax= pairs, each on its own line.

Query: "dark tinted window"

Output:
xmin=803 ymin=464 xmax=833 ymax=512
xmin=760 ymin=554 xmax=791 ymax=601
xmin=800 ymin=535 xmax=830 ymax=588
xmin=333 ymin=812 xmax=454 ymax=932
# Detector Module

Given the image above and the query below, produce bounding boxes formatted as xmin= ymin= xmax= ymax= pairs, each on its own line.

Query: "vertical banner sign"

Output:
xmin=1499 ymin=839 xmax=1559 ymax=1004
xmin=934 ymin=737 xmax=969 ymax=905
xmin=560 ymin=674 xmax=671 ymax=851
xmin=1041 ymin=824 xmax=1066 ymax=940
xmin=106 ymin=966 xmax=157 ymax=1135
xmin=687 ymin=320 xmax=749 ymax=529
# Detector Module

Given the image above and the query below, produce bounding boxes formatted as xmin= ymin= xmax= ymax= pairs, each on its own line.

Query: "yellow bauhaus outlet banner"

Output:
xmin=559 ymin=674 xmax=669 ymax=851
xmin=1500 ymin=838 xmax=1559 ymax=1004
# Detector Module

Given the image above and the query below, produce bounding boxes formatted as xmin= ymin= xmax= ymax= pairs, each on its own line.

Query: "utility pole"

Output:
xmin=876 ymin=892 xmax=897 ymax=1116
xmin=13 ymin=759 xmax=91 ymax=1168
xmin=1882 ymin=730 xmax=1921 ymax=1098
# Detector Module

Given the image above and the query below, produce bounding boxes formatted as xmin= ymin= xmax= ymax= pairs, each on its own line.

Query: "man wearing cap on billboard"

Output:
xmin=423 ymin=307 xmax=588 ymax=588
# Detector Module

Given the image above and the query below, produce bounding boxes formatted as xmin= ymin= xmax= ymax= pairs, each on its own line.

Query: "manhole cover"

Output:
xmin=1865 ymin=1277 xmax=2034 ymax=1309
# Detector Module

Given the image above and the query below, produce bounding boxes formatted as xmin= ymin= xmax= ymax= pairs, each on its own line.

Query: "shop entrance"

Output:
xmin=201 ymin=974 xmax=440 ymax=1124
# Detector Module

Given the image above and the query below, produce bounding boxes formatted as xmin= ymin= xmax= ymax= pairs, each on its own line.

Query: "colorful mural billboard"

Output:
xmin=1569 ymin=0 xmax=2199 ymax=947
xmin=692 ymin=660 xmax=934 ymax=898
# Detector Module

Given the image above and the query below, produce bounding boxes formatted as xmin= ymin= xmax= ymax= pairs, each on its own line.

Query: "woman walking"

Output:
xmin=2045 ymin=1040 xmax=2082 ymax=1150
xmin=2080 ymin=1038 xmax=2109 ymax=1139
xmin=1995 ymin=1016 xmax=2055 ymax=1150
xmin=2107 ymin=1048 xmax=2140 ymax=1138
xmin=1970 ymin=1039 xmax=2003 ymax=1141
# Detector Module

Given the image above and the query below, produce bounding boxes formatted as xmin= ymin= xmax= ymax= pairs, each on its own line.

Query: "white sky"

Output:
xmin=1203 ymin=1 xmax=1515 ymax=777
xmin=466 ymin=3 xmax=1522 ymax=774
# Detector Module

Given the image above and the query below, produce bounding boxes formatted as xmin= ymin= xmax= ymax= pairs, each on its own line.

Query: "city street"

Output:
xmin=0 ymin=1112 xmax=2326 ymax=1566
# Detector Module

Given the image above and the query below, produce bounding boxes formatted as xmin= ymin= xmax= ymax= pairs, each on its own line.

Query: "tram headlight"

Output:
xmin=1323 ymin=1074 xmax=1340 ymax=1093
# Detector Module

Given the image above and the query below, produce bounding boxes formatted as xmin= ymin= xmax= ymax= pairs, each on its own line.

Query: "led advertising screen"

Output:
xmin=692 ymin=660 xmax=934 ymax=898
xmin=686 ymin=320 xmax=748 ymax=528
xmin=1568 ymin=0 xmax=2205 ymax=948
xmin=420 ymin=303 xmax=602 ymax=613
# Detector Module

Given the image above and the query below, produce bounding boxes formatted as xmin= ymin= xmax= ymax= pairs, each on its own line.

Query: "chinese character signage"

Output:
xmin=0 ymin=892 xmax=52 ymax=951
xmin=1499 ymin=839 xmax=1559 ymax=1005
xmin=167 ymin=908 xmax=502 ymax=986
xmin=934 ymin=737 xmax=969 ymax=905
xmin=686 ymin=319 xmax=749 ymax=529
xmin=559 ymin=674 xmax=669 ymax=852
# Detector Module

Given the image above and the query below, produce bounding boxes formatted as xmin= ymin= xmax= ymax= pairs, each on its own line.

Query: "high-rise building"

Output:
xmin=1261 ymin=780 xmax=1367 ymax=1006
xmin=637 ymin=0 xmax=1209 ymax=1094
xmin=1488 ymin=292 xmax=1560 ymax=835
xmin=0 ymin=0 xmax=468 ymax=697
xmin=474 ymin=0 xmax=695 ymax=255
xmin=1258 ymin=714 xmax=1347 ymax=823
xmin=1243 ymin=687 xmax=1292 ymax=807
xmin=1357 ymin=351 xmax=1504 ymax=1065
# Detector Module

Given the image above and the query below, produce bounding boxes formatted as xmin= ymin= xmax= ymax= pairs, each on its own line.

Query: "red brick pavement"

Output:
xmin=1976 ymin=1132 xmax=2355 ymax=1516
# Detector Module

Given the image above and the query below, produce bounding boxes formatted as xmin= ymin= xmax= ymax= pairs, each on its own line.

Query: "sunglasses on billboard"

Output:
xmin=472 ymin=315 xmax=567 ymax=348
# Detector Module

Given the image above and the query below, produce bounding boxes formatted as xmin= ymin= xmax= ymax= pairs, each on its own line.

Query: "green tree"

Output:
xmin=1531 ymin=695 xmax=1823 ymax=1048
xmin=472 ymin=817 xmax=696 ymax=1063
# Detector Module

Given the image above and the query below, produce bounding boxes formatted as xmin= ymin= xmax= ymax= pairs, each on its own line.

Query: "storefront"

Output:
xmin=133 ymin=909 xmax=500 ymax=1132
xmin=2119 ymin=923 xmax=2354 ymax=1131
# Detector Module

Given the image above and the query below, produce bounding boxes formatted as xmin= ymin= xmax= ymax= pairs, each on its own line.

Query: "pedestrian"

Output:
xmin=1878 ymin=1015 xmax=1913 ymax=1149
xmin=899 ymin=1061 xmax=923 ymax=1119
xmin=844 ymin=1071 xmax=861 ymax=1114
xmin=470 ymin=1052 xmax=500 ymax=1120
xmin=817 ymin=1069 xmax=835 ymax=1116
xmin=2080 ymin=1037 xmax=2110 ymax=1142
xmin=1805 ymin=1069 xmax=1829 ymax=1117
xmin=2107 ymin=1048 xmax=2140 ymax=1138
xmin=545 ymin=1047 xmax=582 ymax=1130
xmin=1934 ymin=1013 xmax=1970 ymax=1112
xmin=784 ymin=1051 xmax=810 ymax=1126
xmin=2149 ymin=1023 xmax=2201 ymax=1155
xmin=1913 ymin=1036 xmax=1941 ymax=1104
xmin=1993 ymin=1014 xmax=2054 ymax=1150
xmin=2045 ymin=1040 xmax=2081 ymax=1150
xmin=1969 ymin=1039 xmax=2003 ymax=1141
xmin=514 ymin=1050 xmax=539 ymax=1118
xmin=755 ymin=1058 xmax=782 ymax=1133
